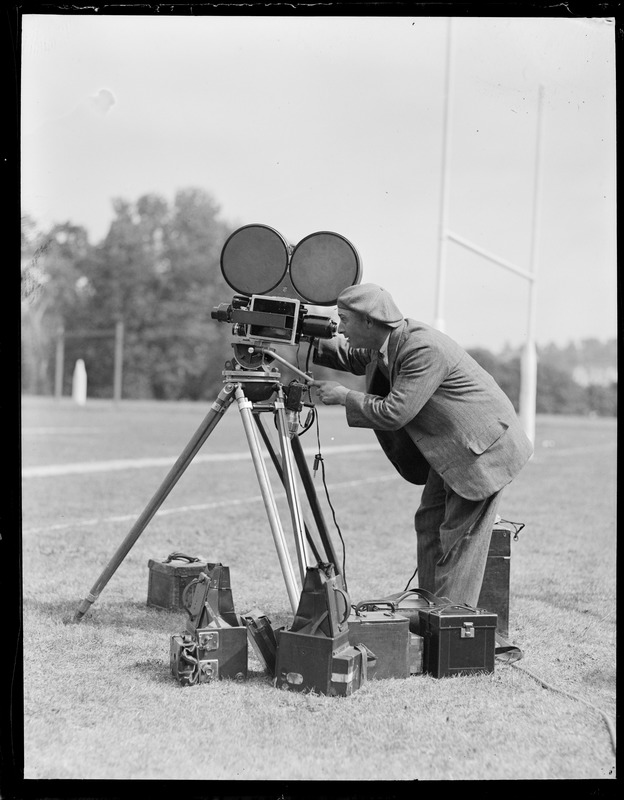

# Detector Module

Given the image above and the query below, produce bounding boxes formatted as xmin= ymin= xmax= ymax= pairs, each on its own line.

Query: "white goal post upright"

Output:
xmin=434 ymin=18 xmax=543 ymax=444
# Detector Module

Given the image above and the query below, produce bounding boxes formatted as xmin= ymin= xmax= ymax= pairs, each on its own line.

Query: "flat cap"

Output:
xmin=337 ymin=283 xmax=404 ymax=327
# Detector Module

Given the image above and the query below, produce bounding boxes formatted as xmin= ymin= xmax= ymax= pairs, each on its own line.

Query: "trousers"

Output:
xmin=414 ymin=469 xmax=503 ymax=607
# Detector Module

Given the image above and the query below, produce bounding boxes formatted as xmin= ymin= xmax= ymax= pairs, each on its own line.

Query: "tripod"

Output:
xmin=73 ymin=348 xmax=341 ymax=621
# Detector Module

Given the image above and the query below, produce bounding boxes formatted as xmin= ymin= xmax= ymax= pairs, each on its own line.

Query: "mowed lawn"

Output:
xmin=19 ymin=395 xmax=616 ymax=782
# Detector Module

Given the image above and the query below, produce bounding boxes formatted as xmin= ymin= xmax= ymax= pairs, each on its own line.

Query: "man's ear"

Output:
xmin=365 ymin=316 xmax=374 ymax=328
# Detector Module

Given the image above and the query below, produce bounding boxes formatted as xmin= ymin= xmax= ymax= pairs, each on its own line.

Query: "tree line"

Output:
xmin=21 ymin=187 xmax=616 ymax=416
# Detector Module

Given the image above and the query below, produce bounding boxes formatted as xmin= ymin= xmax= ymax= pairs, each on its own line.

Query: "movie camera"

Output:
xmin=210 ymin=224 xmax=361 ymax=364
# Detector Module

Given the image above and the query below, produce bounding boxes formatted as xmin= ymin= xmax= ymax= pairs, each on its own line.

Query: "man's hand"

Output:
xmin=312 ymin=380 xmax=350 ymax=406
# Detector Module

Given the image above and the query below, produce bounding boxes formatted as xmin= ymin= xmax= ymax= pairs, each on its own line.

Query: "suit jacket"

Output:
xmin=314 ymin=319 xmax=533 ymax=501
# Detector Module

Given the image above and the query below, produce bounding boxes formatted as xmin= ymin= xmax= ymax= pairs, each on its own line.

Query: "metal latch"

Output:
xmin=198 ymin=659 xmax=219 ymax=682
xmin=197 ymin=630 xmax=219 ymax=651
xmin=460 ymin=621 xmax=475 ymax=638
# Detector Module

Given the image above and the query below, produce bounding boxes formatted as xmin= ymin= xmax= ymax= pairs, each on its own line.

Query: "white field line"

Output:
xmin=21 ymin=443 xmax=379 ymax=478
xmin=532 ymin=442 xmax=615 ymax=456
xmin=22 ymin=440 xmax=614 ymax=479
xmin=22 ymin=474 xmax=397 ymax=535
xmin=22 ymin=427 xmax=103 ymax=434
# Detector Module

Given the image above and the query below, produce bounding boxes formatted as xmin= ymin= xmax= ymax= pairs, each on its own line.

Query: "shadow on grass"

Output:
xmin=516 ymin=589 xmax=616 ymax=619
xmin=130 ymin=657 xmax=272 ymax=687
xmin=25 ymin=596 xmax=191 ymax=631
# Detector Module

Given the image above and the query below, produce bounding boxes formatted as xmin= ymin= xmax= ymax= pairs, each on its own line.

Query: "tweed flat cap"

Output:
xmin=337 ymin=283 xmax=404 ymax=326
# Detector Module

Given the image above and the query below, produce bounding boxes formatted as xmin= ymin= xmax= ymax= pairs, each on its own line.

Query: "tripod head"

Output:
xmin=221 ymin=339 xmax=315 ymax=407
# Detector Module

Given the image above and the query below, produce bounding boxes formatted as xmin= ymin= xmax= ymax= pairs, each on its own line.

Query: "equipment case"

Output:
xmin=478 ymin=521 xmax=516 ymax=638
xmin=170 ymin=626 xmax=248 ymax=684
xmin=147 ymin=553 xmax=218 ymax=610
xmin=409 ymin=633 xmax=424 ymax=675
xmin=275 ymin=629 xmax=375 ymax=696
xmin=347 ymin=605 xmax=410 ymax=679
xmin=418 ymin=604 xmax=497 ymax=678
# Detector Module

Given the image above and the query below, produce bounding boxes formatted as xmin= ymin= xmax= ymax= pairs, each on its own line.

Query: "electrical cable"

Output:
xmin=404 ymin=566 xmax=418 ymax=592
xmin=305 ymin=338 xmax=314 ymax=374
xmin=509 ymin=662 xmax=616 ymax=758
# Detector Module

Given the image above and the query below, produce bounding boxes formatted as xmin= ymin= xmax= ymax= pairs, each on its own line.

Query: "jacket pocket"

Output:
xmin=468 ymin=419 xmax=509 ymax=455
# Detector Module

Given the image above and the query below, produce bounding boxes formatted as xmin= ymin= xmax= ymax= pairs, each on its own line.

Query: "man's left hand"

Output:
xmin=312 ymin=380 xmax=350 ymax=406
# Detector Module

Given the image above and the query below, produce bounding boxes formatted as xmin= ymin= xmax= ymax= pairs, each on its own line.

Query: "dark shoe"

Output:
xmin=495 ymin=633 xmax=524 ymax=663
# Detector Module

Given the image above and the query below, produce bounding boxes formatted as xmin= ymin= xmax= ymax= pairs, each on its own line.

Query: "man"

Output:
xmin=312 ymin=283 xmax=533 ymax=611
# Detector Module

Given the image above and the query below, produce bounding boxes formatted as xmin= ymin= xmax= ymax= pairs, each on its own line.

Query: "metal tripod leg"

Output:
xmin=273 ymin=390 xmax=311 ymax=584
xmin=234 ymin=385 xmax=301 ymax=613
xmin=253 ymin=414 xmax=323 ymax=566
xmin=73 ymin=384 xmax=236 ymax=621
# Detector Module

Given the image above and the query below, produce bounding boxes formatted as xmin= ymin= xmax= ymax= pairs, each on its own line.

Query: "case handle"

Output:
xmin=354 ymin=600 xmax=398 ymax=615
xmin=390 ymin=588 xmax=449 ymax=606
xmin=164 ymin=552 xmax=202 ymax=564
xmin=334 ymin=587 xmax=352 ymax=625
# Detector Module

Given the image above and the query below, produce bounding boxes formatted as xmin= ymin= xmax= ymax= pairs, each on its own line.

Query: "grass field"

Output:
xmin=18 ymin=395 xmax=616 ymax=783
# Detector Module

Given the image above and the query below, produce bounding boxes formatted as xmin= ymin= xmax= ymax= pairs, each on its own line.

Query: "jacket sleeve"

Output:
xmin=313 ymin=336 xmax=374 ymax=376
xmin=345 ymin=340 xmax=451 ymax=430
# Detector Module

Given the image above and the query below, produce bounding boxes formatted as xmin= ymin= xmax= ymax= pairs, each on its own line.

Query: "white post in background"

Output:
xmin=72 ymin=359 xmax=87 ymax=406
xmin=519 ymin=85 xmax=545 ymax=446
xmin=433 ymin=17 xmax=454 ymax=333
xmin=432 ymin=20 xmax=544 ymax=444
xmin=113 ymin=319 xmax=124 ymax=405
xmin=54 ymin=326 xmax=65 ymax=400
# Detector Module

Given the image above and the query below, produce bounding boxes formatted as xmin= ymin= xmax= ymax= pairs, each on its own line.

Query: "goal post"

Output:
xmin=434 ymin=18 xmax=543 ymax=444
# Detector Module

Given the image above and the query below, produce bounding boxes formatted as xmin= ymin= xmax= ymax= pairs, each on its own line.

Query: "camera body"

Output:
xmin=212 ymin=293 xmax=337 ymax=347
xmin=211 ymin=224 xmax=361 ymax=347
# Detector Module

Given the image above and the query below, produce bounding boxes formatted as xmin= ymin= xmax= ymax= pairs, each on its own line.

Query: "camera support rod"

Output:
xmin=234 ymin=386 xmax=301 ymax=612
xmin=251 ymin=347 xmax=315 ymax=385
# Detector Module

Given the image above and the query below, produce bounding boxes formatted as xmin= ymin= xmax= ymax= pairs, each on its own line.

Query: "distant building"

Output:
xmin=572 ymin=365 xmax=618 ymax=387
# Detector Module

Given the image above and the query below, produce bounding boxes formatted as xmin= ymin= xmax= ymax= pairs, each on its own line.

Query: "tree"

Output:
xmin=586 ymin=382 xmax=617 ymax=417
xmin=77 ymin=188 xmax=236 ymax=399
xmin=21 ymin=217 xmax=93 ymax=394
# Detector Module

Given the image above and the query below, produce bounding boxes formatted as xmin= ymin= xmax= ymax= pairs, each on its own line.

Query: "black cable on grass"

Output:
xmin=510 ymin=662 xmax=617 ymax=758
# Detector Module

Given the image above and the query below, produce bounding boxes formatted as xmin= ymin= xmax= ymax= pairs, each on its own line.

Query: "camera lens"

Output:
xmin=290 ymin=232 xmax=361 ymax=306
xmin=211 ymin=304 xmax=232 ymax=322
xmin=301 ymin=315 xmax=337 ymax=340
xmin=220 ymin=224 xmax=290 ymax=295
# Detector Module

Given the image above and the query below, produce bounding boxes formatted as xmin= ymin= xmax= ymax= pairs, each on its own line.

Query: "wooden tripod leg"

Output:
xmin=73 ymin=384 xmax=236 ymax=621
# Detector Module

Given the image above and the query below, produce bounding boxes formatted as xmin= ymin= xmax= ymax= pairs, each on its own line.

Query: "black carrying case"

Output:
xmin=418 ymin=604 xmax=497 ymax=678
xmin=170 ymin=626 xmax=247 ymax=684
xmin=274 ymin=629 xmax=375 ymax=696
xmin=170 ymin=564 xmax=248 ymax=685
xmin=273 ymin=563 xmax=376 ymax=696
xmin=477 ymin=520 xmax=523 ymax=638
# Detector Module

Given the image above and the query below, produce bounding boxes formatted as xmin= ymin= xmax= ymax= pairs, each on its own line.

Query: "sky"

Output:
xmin=20 ymin=13 xmax=617 ymax=352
